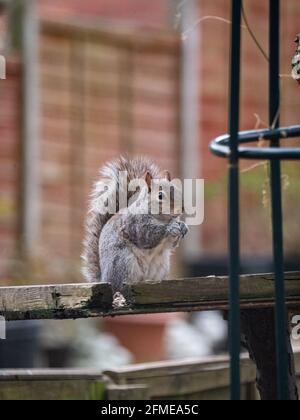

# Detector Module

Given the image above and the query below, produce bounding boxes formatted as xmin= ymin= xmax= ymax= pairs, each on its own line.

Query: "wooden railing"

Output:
xmin=1 ymin=272 xmax=300 ymax=321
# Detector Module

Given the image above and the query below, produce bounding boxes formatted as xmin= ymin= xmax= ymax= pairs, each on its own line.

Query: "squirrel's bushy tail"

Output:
xmin=82 ymin=156 xmax=161 ymax=283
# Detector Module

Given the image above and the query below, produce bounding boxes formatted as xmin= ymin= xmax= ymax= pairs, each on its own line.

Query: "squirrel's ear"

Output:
xmin=163 ymin=171 xmax=171 ymax=182
xmin=145 ymin=171 xmax=152 ymax=191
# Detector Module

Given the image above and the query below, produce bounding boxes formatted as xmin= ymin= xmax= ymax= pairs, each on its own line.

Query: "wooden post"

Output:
xmin=176 ymin=0 xmax=202 ymax=262
xmin=8 ymin=0 xmax=41 ymax=258
xmin=241 ymin=308 xmax=299 ymax=400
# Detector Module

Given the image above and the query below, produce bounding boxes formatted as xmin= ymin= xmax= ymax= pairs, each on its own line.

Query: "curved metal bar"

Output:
xmin=210 ymin=125 xmax=300 ymax=160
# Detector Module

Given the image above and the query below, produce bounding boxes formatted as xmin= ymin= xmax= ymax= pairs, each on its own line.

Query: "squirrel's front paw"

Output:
xmin=179 ymin=221 xmax=189 ymax=237
xmin=167 ymin=221 xmax=189 ymax=238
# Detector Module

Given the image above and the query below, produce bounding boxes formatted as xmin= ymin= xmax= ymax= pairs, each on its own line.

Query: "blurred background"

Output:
xmin=0 ymin=0 xmax=299 ymax=370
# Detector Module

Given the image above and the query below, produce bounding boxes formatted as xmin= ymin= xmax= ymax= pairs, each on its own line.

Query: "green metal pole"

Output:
xmin=269 ymin=0 xmax=289 ymax=401
xmin=228 ymin=0 xmax=242 ymax=401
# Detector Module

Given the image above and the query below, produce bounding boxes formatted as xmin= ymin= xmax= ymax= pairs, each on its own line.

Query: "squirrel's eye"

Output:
xmin=158 ymin=192 xmax=164 ymax=201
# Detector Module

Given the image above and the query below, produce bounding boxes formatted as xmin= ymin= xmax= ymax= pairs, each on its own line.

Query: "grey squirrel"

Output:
xmin=82 ymin=156 xmax=188 ymax=307
xmin=292 ymin=34 xmax=300 ymax=85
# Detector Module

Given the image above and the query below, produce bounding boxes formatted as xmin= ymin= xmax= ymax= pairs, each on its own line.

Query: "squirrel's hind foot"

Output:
xmin=112 ymin=292 xmax=127 ymax=309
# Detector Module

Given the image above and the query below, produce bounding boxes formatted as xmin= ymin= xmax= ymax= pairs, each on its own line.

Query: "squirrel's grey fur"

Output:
xmin=82 ymin=156 xmax=162 ymax=283
xmin=82 ymin=156 xmax=188 ymax=300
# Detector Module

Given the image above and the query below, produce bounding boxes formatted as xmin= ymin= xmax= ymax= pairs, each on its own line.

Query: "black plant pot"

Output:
xmin=0 ymin=320 xmax=42 ymax=368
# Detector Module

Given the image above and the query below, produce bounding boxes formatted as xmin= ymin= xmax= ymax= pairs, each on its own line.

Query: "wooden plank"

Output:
xmin=106 ymin=362 xmax=256 ymax=399
xmin=103 ymin=354 xmax=248 ymax=380
xmin=105 ymin=352 xmax=300 ymax=400
xmin=0 ymin=358 xmax=258 ymax=400
xmin=0 ymin=354 xmax=299 ymax=400
xmin=0 ymin=361 xmax=253 ymax=400
xmin=186 ymin=384 xmax=252 ymax=401
xmin=0 ymin=369 xmax=104 ymax=381
xmin=0 ymin=272 xmax=300 ymax=320
xmin=0 ymin=380 xmax=106 ymax=400
xmin=241 ymin=309 xmax=299 ymax=400
xmin=106 ymin=384 xmax=149 ymax=400
xmin=104 ymin=356 xmax=256 ymax=398
xmin=0 ymin=369 xmax=107 ymax=400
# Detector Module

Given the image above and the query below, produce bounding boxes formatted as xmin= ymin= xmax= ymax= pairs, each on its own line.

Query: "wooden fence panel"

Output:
xmin=38 ymin=20 xmax=181 ymax=283
xmin=0 ymin=353 xmax=299 ymax=400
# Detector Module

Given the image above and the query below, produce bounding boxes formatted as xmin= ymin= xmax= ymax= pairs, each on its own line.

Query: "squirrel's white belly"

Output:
xmin=131 ymin=238 xmax=172 ymax=282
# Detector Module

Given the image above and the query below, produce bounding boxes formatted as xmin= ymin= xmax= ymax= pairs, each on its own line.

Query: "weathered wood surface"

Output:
xmin=0 ymin=369 xmax=104 ymax=381
xmin=0 ymin=358 xmax=256 ymax=401
xmin=105 ymin=356 xmax=256 ymax=399
xmin=0 ymin=369 xmax=107 ymax=400
xmin=105 ymin=384 xmax=149 ymax=400
xmin=1 ymin=272 xmax=300 ymax=321
xmin=105 ymin=352 xmax=300 ymax=400
xmin=0 ymin=353 xmax=299 ymax=400
xmin=241 ymin=309 xmax=299 ymax=400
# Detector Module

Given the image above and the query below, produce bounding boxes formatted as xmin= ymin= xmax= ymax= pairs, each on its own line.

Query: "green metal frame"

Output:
xmin=210 ymin=0 xmax=300 ymax=400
